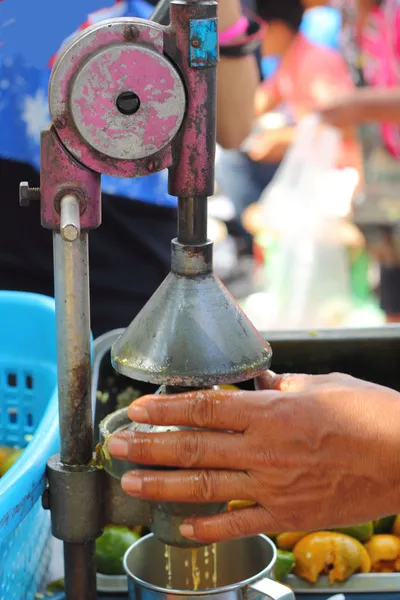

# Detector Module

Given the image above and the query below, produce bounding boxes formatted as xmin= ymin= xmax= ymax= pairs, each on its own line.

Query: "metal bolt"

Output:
xmin=127 ymin=25 xmax=138 ymax=39
xmin=19 ymin=182 xmax=41 ymax=207
xmin=42 ymin=487 xmax=50 ymax=510
xmin=191 ymin=39 xmax=201 ymax=48
xmin=147 ymin=159 xmax=160 ymax=173
xmin=54 ymin=117 xmax=66 ymax=130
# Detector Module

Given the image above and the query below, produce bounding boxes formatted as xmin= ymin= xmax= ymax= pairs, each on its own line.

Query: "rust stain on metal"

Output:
xmin=60 ymin=360 xmax=92 ymax=464
xmin=54 ymin=117 xmax=66 ymax=130
xmin=69 ymin=361 xmax=90 ymax=402
xmin=124 ymin=24 xmax=138 ymax=40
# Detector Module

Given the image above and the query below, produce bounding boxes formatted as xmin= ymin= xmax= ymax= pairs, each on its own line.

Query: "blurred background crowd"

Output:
xmin=1 ymin=0 xmax=400 ymax=334
xmin=213 ymin=0 xmax=400 ymax=332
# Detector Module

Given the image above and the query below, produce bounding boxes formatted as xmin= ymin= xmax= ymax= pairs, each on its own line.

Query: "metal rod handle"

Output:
xmin=61 ymin=195 xmax=81 ymax=242
xmin=53 ymin=227 xmax=95 ymax=599
xmin=53 ymin=229 xmax=92 ymax=465
xmin=150 ymin=0 xmax=170 ymax=25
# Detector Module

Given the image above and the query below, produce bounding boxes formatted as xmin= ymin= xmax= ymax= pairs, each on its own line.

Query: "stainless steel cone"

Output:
xmin=111 ymin=270 xmax=272 ymax=386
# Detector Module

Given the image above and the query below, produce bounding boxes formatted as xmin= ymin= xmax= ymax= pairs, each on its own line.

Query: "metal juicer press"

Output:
xmin=18 ymin=0 xmax=400 ymax=598
xmin=19 ymin=1 xmax=272 ymax=598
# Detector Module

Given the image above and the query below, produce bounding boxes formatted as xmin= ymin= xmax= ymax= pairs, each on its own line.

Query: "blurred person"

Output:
xmin=216 ymin=2 xmax=362 ymax=253
xmin=319 ymin=0 xmax=400 ymax=322
xmin=0 ymin=0 xmax=259 ymax=337
xmin=250 ymin=5 xmax=361 ymax=169
xmin=256 ymin=0 xmax=305 ymax=63
xmin=215 ymin=0 xmax=306 ymax=253
xmin=330 ymin=0 xmax=364 ymax=83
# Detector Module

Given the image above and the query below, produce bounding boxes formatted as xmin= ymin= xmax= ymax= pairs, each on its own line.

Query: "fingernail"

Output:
xmin=122 ymin=473 xmax=143 ymax=495
xmin=179 ymin=524 xmax=195 ymax=540
xmin=107 ymin=436 xmax=128 ymax=457
xmin=128 ymin=403 xmax=149 ymax=422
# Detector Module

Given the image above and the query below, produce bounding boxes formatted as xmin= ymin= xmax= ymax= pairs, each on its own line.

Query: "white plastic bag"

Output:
xmin=259 ymin=115 xmax=353 ymax=329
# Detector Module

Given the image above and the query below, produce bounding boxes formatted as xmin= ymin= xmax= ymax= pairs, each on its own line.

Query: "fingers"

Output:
xmin=127 ymin=390 xmax=252 ymax=432
xmin=255 ymin=371 xmax=279 ymax=390
xmin=256 ymin=372 xmax=316 ymax=392
xmin=179 ymin=506 xmax=280 ymax=543
xmin=121 ymin=469 xmax=254 ymax=503
xmin=108 ymin=430 xmax=247 ymax=469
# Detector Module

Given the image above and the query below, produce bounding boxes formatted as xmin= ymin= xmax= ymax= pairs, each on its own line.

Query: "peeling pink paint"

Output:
xmin=40 ymin=127 xmax=101 ymax=230
xmin=41 ymin=4 xmax=218 ymax=239
xmin=168 ymin=2 xmax=216 ymax=198
xmin=72 ymin=47 xmax=179 ymax=152
xmin=49 ymin=19 xmax=182 ymax=177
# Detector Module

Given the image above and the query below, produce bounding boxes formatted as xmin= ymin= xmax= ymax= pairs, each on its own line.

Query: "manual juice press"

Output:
xmin=18 ymin=2 xmax=284 ymax=599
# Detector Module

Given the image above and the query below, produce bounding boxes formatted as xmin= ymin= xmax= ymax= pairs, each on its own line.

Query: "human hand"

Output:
xmin=107 ymin=373 xmax=400 ymax=544
xmin=247 ymin=127 xmax=293 ymax=163
xmin=319 ymin=93 xmax=360 ymax=129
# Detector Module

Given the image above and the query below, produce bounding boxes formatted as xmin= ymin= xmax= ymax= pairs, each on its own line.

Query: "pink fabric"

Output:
xmin=219 ymin=16 xmax=248 ymax=45
xmin=260 ymin=34 xmax=360 ymax=170
xmin=269 ymin=34 xmax=354 ymax=120
xmin=360 ymin=0 xmax=400 ymax=158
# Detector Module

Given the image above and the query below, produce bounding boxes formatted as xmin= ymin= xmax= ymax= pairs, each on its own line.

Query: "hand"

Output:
xmin=319 ymin=93 xmax=360 ymax=129
xmin=107 ymin=373 xmax=400 ymax=544
xmin=247 ymin=127 xmax=293 ymax=163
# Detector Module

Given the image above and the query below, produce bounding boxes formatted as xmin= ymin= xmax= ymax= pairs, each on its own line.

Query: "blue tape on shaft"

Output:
xmin=189 ymin=18 xmax=218 ymax=68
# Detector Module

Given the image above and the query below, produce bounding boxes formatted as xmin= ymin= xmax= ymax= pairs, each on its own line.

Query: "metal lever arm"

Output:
xmin=150 ymin=0 xmax=171 ymax=25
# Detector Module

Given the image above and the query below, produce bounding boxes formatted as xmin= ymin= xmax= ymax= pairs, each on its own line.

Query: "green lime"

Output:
xmin=96 ymin=526 xmax=140 ymax=575
xmin=0 ymin=448 xmax=23 ymax=477
xmin=274 ymin=549 xmax=295 ymax=581
xmin=374 ymin=516 xmax=396 ymax=534
xmin=334 ymin=522 xmax=374 ymax=543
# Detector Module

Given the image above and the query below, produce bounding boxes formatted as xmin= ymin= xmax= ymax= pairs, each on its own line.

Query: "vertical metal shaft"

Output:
xmin=53 ymin=198 xmax=96 ymax=600
xmin=64 ymin=542 xmax=97 ymax=600
xmin=53 ymin=229 xmax=92 ymax=465
xmin=150 ymin=0 xmax=171 ymax=25
xmin=177 ymin=196 xmax=208 ymax=245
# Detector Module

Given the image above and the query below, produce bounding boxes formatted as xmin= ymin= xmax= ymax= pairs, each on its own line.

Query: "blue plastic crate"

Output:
xmin=0 ymin=291 xmax=59 ymax=600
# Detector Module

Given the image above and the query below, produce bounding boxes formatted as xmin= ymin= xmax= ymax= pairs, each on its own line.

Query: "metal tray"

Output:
xmin=96 ymin=573 xmax=128 ymax=593
xmin=285 ymin=573 xmax=400 ymax=594
xmin=260 ymin=326 xmax=400 ymax=392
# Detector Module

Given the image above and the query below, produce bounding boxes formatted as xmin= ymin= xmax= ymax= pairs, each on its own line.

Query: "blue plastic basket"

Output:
xmin=0 ymin=292 xmax=59 ymax=600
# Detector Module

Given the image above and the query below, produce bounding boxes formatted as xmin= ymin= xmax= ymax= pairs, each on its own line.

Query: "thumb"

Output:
xmin=179 ymin=506 xmax=279 ymax=544
xmin=256 ymin=372 xmax=321 ymax=393
xmin=255 ymin=371 xmax=280 ymax=391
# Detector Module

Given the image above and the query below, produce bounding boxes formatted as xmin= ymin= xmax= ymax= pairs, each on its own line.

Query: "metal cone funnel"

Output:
xmin=111 ymin=241 xmax=272 ymax=386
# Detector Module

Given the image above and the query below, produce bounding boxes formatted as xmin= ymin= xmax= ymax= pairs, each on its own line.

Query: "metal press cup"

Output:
xmin=124 ymin=533 xmax=294 ymax=600
xmin=99 ymin=407 xmax=227 ymax=547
